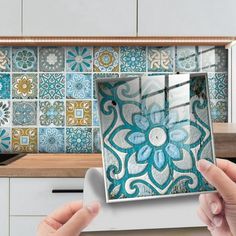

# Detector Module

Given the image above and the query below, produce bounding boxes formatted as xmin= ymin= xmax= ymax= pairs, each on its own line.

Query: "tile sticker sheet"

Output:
xmin=97 ymin=74 xmax=216 ymax=202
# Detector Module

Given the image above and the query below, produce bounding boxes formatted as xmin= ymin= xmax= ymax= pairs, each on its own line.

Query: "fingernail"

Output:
xmin=87 ymin=202 xmax=101 ymax=215
xmin=211 ymin=202 xmax=218 ymax=214
xmin=213 ymin=216 xmax=223 ymax=227
xmin=197 ymin=159 xmax=212 ymax=173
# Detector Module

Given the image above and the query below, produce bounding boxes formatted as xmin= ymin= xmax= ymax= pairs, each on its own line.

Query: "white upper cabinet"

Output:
xmin=138 ymin=0 xmax=236 ymax=36
xmin=0 ymin=0 xmax=21 ymax=36
xmin=23 ymin=0 xmax=136 ymax=36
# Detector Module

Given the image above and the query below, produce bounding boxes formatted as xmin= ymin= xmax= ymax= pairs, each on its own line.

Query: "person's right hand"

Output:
xmin=197 ymin=158 xmax=236 ymax=236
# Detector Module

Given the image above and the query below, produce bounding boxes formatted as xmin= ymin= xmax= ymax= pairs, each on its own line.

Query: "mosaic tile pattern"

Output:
xmin=0 ymin=46 xmax=228 ymax=153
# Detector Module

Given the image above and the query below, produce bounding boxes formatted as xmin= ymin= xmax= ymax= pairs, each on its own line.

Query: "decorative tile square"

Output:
xmin=40 ymin=101 xmax=64 ymax=126
xmin=200 ymin=46 xmax=228 ymax=72
xmin=13 ymin=101 xmax=37 ymax=126
xmin=210 ymin=100 xmax=228 ymax=122
xmin=94 ymin=47 xmax=119 ymax=72
xmin=208 ymin=73 xmax=228 ymax=100
xmin=12 ymin=74 xmax=38 ymax=99
xmin=0 ymin=101 xmax=11 ymax=126
xmin=12 ymin=128 xmax=37 ymax=152
xmin=120 ymin=46 xmax=146 ymax=72
xmin=39 ymin=47 xmax=64 ymax=72
xmin=0 ymin=74 xmax=11 ymax=99
xmin=93 ymin=73 xmax=119 ymax=99
xmin=66 ymin=100 xmax=92 ymax=126
xmin=0 ymin=128 xmax=11 ymax=153
xmin=176 ymin=46 xmax=199 ymax=72
xmin=39 ymin=73 xmax=65 ymax=99
xmin=0 ymin=47 xmax=11 ymax=72
xmin=93 ymin=128 xmax=101 ymax=153
xmin=66 ymin=128 xmax=92 ymax=153
xmin=66 ymin=47 xmax=92 ymax=72
xmin=148 ymin=47 xmax=174 ymax=72
xmin=97 ymin=74 xmax=215 ymax=202
xmin=66 ymin=73 xmax=92 ymax=99
xmin=93 ymin=100 xmax=99 ymax=126
xmin=12 ymin=47 xmax=37 ymax=72
xmin=39 ymin=128 xmax=65 ymax=153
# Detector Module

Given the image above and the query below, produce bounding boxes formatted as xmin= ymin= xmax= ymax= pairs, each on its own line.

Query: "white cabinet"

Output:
xmin=10 ymin=178 xmax=84 ymax=216
xmin=0 ymin=178 xmax=9 ymax=236
xmin=0 ymin=0 xmax=21 ymax=36
xmin=10 ymin=216 xmax=43 ymax=236
xmin=138 ymin=0 xmax=236 ymax=36
xmin=23 ymin=0 xmax=136 ymax=36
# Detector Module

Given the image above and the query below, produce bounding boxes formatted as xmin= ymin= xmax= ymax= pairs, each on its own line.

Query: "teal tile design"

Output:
xmin=39 ymin=73 xmax=65 ymax=99
xmin=12 ymin=47 xmax=37 ymax=72
xmin=66 ymin=47 xmax=92 ymax=72
xmin=0 ymin=128 xmax=11 ymax=153
xmin=39 ymin=47 xmax=64 ymax=72
xmin=0 ymin=74 xmax=11 ymax=99
xmin=148 ymin=47 xmax=174 ymax=72
xmin=0 ymin=47 xmax=11 ymax=72
xmin=0 ymin=46 xmax=229 ymax=153
xmin=39 ymin=128 xmax=65 ymax=153
xmin=120 ymin=46 xmax=146 ymax=72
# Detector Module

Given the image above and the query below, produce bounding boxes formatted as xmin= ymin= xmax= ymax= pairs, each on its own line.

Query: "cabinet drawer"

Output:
xmin=10 ymin=178 xmax=83 ymax=216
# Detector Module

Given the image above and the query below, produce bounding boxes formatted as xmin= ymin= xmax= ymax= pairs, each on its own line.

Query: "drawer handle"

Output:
xmin=52 ymin=189 xmax=83 ymax=193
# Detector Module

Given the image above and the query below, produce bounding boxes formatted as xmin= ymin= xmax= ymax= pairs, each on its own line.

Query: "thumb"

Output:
xmin=197 ymin=159 xmax=236 ymax=203
xmin=56 ymin=202 xmax=100 ymax=236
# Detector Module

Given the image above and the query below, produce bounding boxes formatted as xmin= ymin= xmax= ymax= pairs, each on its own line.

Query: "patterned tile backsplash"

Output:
xmin=0 ymin=46 xmax=228 ymax=153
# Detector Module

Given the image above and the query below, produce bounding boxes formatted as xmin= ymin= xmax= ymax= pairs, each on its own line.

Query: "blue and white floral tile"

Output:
xmin=175 ymin=46 xmax=199 ymax=72
xmin=93 ymin=128 xmax=101 ymax=153
xmin=120 ymin=46 xmax=146 ymax=72
xmin=66 ymin=73 xmax=92 ymax=99
xmin=0 ymin=101 xmax=11 ymax=126
xmin=12 ymin=128 xmax=37 ymax=153
xmin=93 ymin=73 xmax=119 ymax=99
xmin=39 ymin=47 xmax=64 ymax=72
xmin=148 ymin=47 xmax=174 ymax=72
xmin=0 ymin=74 xmax=11 ymax=99
xmin=208 ymin=73 xmax=228 ymax=100
xmin=39 ymin=73 xmax=65 ymax=99
xmin=97 ymin=74 xmax=215 ymax=202
xmin=0 ymin=128 xmax=11 ymax=153
xmin=66 ymin=128 xmax=92 ymax=153
xmin=66 ymin=47 xmax=92 ymax=72
xmin=12 ymin=47 xmax=37 ymax=72
xmin=12 ymin=74 xmax=38 ymax=99
xmin=0 ymin=47 xmax=11 ymax=72
xmin=94 ymin=47 xmax=119 ymax=72
xmin=200 ymin=46 xmax=228 ymax=72
xmin=12 ymin=101 xmax=37 ymax=126
xmin=40 ymin=101 xmax=64 ymax=126
xmin=39 ymin=128 xmax=65 ymax=153
xmin=210 ymin=100 xmax=228 ymax=122
xmin=93 ymin=100 xmax=99 ymax=126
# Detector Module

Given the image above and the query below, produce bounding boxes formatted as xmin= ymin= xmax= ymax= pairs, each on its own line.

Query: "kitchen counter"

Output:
xmin=0 ymin=123 xmax=235 ymax=178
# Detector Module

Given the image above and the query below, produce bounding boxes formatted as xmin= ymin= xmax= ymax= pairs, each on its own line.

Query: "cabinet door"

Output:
xmin=10 ymin=178 xmax=84 ymax=215
xmin=10 ymin=216 xmax=43 ymax=236
xmin=23 ymin=0 xmax=136 ymax=36
xmin=138 ymin=0 xmax=236 ymax=36
xmin=0 ymin=178 xmax=9 ymax=236
xmin=0 ymin=0 xmax=21 ymax=36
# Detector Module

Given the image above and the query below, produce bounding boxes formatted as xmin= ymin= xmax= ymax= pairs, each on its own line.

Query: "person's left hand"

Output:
xmin=37 ymin=201 xmax=100 ymax=236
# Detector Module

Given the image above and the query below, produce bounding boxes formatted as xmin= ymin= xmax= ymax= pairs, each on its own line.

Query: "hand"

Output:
xmin=197 ymin=159 xmax=236 ymax=236
xmin=37 ymin=201 xmax=100 ymax=236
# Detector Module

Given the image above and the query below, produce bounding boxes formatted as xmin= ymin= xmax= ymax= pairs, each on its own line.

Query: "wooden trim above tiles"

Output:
xmin=0 ymin=36 xmax=234 ymax=46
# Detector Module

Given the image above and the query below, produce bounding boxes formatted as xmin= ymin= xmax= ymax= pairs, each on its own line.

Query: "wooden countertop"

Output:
xmin=0 ymin=123 xmax=235 ymax=178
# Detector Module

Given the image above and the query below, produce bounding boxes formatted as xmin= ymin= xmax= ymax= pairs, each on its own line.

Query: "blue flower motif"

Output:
xmin=66 ymin=74 xmax=92 ymax=99
xmin=0 ymin=128 xmax=10 ymax=153
xmin=0 ymin=74 xmax=10 ymax=99
xmin=66 ymin=47 xmax=92 ymax=72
